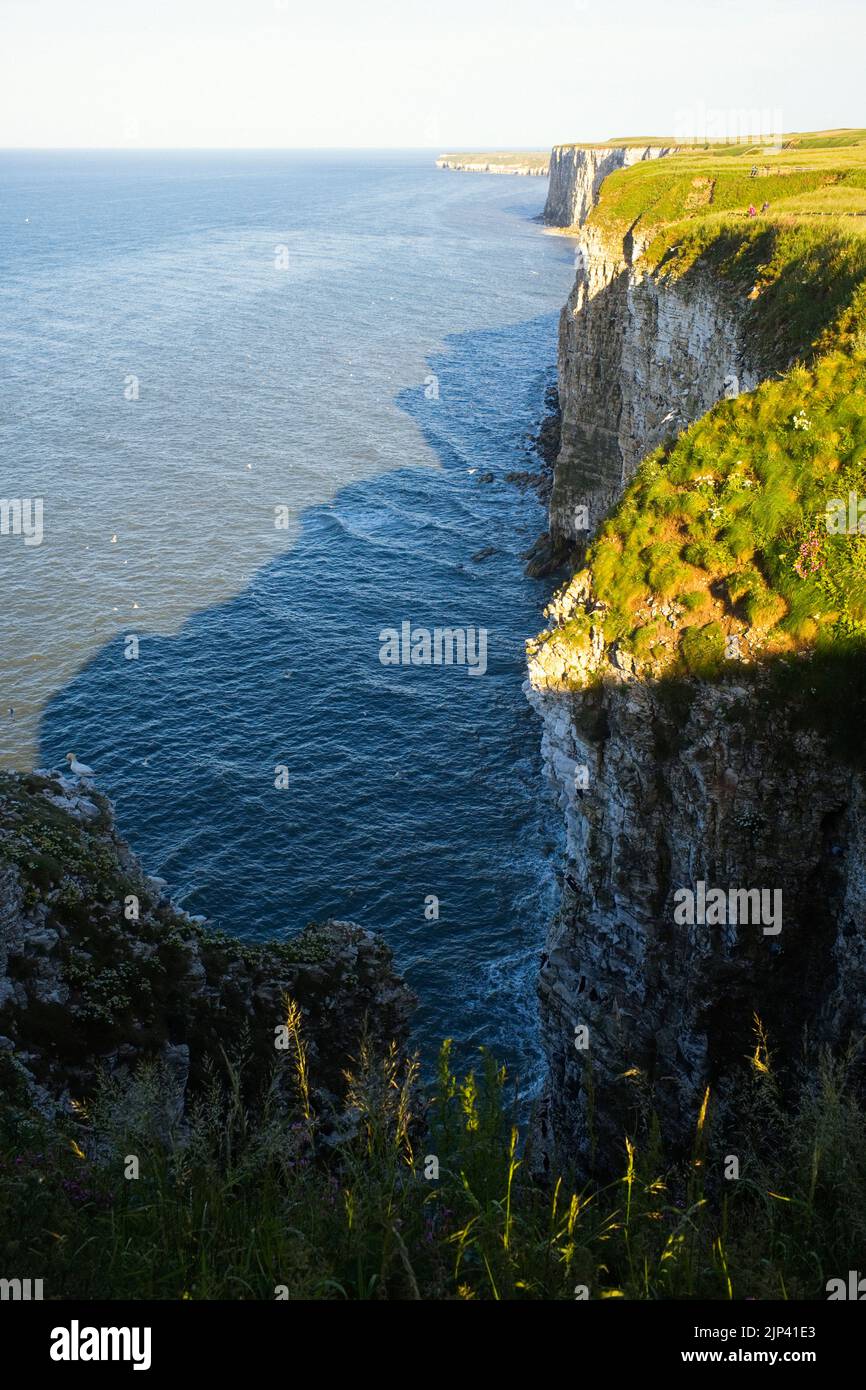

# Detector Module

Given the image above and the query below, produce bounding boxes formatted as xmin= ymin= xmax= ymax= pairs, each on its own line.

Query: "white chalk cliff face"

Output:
xmin=543 ymin=144 xmax=675 ymax=228
xmin=544 ymin=149 xmax=760 ymax=545
xmin=553 ymin=236 xmax=761 ymax=542
xmin=528 ymin=150 xmax=866 ymax=1176
xmin=436 ymin=157 xmax=549 ymax=176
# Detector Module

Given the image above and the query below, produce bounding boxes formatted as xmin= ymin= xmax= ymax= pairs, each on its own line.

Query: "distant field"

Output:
xmin=559 ymin=129 xmax=866 ymax=153
xmin=585 ymin=131 xmax=866 ymax=245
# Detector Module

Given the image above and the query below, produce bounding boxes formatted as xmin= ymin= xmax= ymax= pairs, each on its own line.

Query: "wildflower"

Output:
xmin=794 ymin=530 xmax=824 ymax=578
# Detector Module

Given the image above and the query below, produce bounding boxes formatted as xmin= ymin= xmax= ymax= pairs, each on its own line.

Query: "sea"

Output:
xmin=0 ymin=149 xmax=576 ymax=1086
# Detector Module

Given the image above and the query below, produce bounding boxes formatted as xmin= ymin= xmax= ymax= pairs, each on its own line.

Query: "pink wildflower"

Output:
xmin=793 ymin=530 xmax=824 ymax=578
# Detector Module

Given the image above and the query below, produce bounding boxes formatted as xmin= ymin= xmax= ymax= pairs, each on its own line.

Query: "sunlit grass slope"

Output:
xmin=536 ymin=130 xmax=866 ymax=716
xmin=590 ymin=131 xmax=866 ymax=243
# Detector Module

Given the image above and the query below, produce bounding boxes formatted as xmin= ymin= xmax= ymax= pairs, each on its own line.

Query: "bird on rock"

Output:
xmin=65 ymin=752 xmax=95 ymax=780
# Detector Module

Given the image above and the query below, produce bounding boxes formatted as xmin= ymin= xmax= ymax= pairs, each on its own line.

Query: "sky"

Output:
xmin=0 ymin=0 xmax=863 ymax=150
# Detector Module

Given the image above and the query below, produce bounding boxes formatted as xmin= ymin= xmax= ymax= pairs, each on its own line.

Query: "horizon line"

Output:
xmin=0 ymin=144 xmax=556 ymax=154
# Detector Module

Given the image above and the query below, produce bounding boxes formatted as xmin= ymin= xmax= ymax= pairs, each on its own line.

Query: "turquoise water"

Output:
xmin=0 ymin=151 xmax=575 ymax=1082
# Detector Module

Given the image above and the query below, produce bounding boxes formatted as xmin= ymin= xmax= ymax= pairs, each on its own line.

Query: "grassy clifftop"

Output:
xmin=532 ymin=131 xmax=866 ymax=711
xmin=553 ymin=129 xmax=866 ymax=157
xmin=590 ymin=131 xmax=866 ymax=242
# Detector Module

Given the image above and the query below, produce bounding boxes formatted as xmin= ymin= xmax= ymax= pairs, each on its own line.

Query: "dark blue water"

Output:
xmin=0 ymin=151 xmax=575 ymax=1084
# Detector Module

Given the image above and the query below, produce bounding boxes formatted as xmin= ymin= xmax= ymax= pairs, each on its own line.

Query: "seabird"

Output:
xmin=66 ymin=753 xmax=95 ymax=779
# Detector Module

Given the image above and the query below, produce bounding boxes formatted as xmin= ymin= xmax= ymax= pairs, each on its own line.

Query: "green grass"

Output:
xmin=533 ymin=350 xmax=866 ymax=705
xmin=789 ymin=129 xmax=866 ymax=150
xmin=533 ymin=130 xmax=866 ymax=713
xmin=1 ymin=1019 xmax=863 ymax=1300
xmin=592 ymin=155 xmax=866 ymax=246
xmin=577 ymin=130 xmax=866 ymax=250
xmin=555 ymin=131 xmax=866 ymax=152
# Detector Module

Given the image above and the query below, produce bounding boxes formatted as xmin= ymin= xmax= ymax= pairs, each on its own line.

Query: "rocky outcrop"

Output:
xmin=542 ymin=144 xmax=675 ymax=228
xmin=0 ymin=771 xmax=413 ymax=1116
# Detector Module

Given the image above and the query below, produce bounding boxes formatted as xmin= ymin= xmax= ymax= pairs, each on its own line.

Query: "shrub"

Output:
xmin=1 ymin=1018 xmax=864 ymax=1301
xmin=682 ymin=621 xmax=726 ymax=677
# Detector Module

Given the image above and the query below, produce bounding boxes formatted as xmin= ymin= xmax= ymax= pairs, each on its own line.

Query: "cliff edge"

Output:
xmin=529 ymin=132 xmax=866 ymax=1174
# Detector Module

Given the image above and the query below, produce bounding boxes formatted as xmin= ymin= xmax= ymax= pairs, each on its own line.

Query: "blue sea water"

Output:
xmin=0 ymin=151 xmax=576 ymax=1084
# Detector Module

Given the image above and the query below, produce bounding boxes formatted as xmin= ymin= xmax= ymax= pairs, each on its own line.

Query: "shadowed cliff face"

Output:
xmin=526 ymin=672 xmax=866 ymax=1176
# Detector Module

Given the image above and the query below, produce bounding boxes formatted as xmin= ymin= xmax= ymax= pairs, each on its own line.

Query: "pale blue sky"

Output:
xmin=0 ymin=0 xmax=862 ymax=149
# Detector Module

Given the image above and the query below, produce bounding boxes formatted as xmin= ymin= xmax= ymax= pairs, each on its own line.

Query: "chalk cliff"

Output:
xmin=543 ymin=145 xmax=675 ymax=228
xmin=550 ymin=225 xmax=761 ymax=546
xmin=525 ymin=657 xmax=866 ymax=1173
xmin=436 ymin=154 xmax=549 ymax=175
xmin=527 ymin=144 xmax=866 ymax=1176
xmin=541 ymin=145 xmax=767 ymax=549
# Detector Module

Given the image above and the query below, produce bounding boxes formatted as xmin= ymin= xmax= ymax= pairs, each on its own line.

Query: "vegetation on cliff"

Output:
xmin=532 ymin=131 xmax=866 ymax=717
xmin=2 ymin=1013 xmax=864 ymax=1299
xmin=2 ymin=774 xmax=863 ymax=1299
xmin=591 ymin=130 xmax=866 ymax=242
xmin=0 ymin=771 xmax=412 ymax=1106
